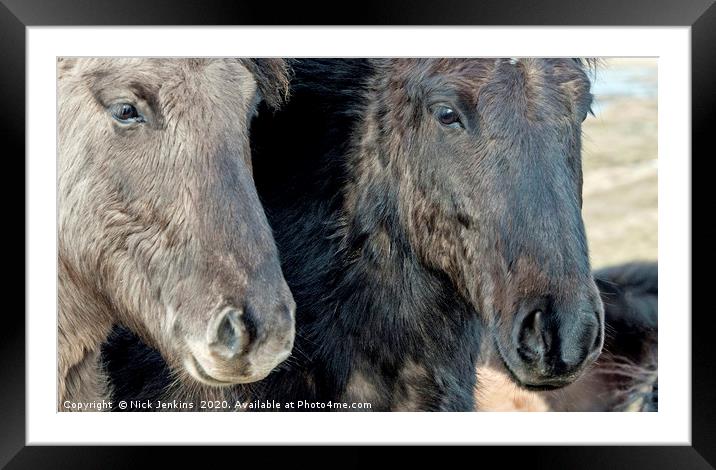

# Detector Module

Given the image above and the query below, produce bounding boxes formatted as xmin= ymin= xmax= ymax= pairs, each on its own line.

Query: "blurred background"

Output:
xmin=582 ymin=58 xmax=657 ymax=269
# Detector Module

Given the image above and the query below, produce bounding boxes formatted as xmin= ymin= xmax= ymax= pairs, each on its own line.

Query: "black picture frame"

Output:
xmin=6 ymin=0 xmax=709 ymax=466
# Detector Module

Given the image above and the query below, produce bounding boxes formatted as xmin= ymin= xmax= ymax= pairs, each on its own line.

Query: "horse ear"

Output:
xmin=242 ymin=59 xmax=291 ymax=110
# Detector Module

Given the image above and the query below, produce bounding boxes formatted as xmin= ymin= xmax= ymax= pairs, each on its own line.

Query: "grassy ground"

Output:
xmin=581 ymin=58 xmax=658 ymax=269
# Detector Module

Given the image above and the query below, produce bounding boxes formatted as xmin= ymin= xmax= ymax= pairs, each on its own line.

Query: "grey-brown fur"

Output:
xmin=58 ymin=58 xmax=293 ymax=410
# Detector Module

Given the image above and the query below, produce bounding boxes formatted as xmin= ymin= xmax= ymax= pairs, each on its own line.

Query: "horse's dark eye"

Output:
xmin=110 ymin=103 xmax=145 ymax=124
xmin=433 ymin=105 xmax=463 ymax=129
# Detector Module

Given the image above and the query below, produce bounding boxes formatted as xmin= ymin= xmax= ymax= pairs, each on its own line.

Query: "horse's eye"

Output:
xmin=433 ymin=105 xmax=463 ymax=129
xmin=110 ymin=103 xmax=145 ymax=124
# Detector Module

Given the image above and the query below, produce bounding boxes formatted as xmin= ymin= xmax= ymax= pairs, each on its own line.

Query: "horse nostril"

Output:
xmin=517 ymin=309 xmax=548 ymax=363
xmin=217 ymin=312 xmax=238 ymax=348
xmin=507 ymin=296 xmax=604 ymax=388
xmin=210 ymin=308 xmax=245 ymax=358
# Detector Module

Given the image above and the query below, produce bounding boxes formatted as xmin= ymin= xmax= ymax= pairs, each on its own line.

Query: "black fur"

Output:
xmin=595 ymin=261 xmax=658 ymax=411
xmin=596 ymin=262 xmax=658 ymax=359
xmin=103 ymin=326 xmax=169 ymax=411
xmin=249 ymin=59 xmax=481 ymax=410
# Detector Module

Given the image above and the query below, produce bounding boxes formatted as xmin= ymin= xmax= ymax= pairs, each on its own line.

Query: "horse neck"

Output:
xmin=58 ymin=255 xmax=115 ymax=405
xmin=263 ymin=99 xmax=481 ymax=411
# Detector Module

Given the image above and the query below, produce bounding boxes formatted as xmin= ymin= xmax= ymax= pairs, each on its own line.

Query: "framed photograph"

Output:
xmin=8 ymin=0 xmax=709 ymax=465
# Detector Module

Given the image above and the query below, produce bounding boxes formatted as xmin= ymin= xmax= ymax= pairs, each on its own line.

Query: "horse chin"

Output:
xmin=183 ymin=354 xmax=240 ymax=387
xmin=183 ymin=350 xmax=283 ymax=387
xmin=492 ymin=336 xmax=578 ymax=392
xmin=497 ymin=357 xmax=581 ymax=391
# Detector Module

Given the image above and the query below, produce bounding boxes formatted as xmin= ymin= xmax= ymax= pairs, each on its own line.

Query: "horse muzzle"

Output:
xmin=497 ymin=294 xmax=604 ymax=390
